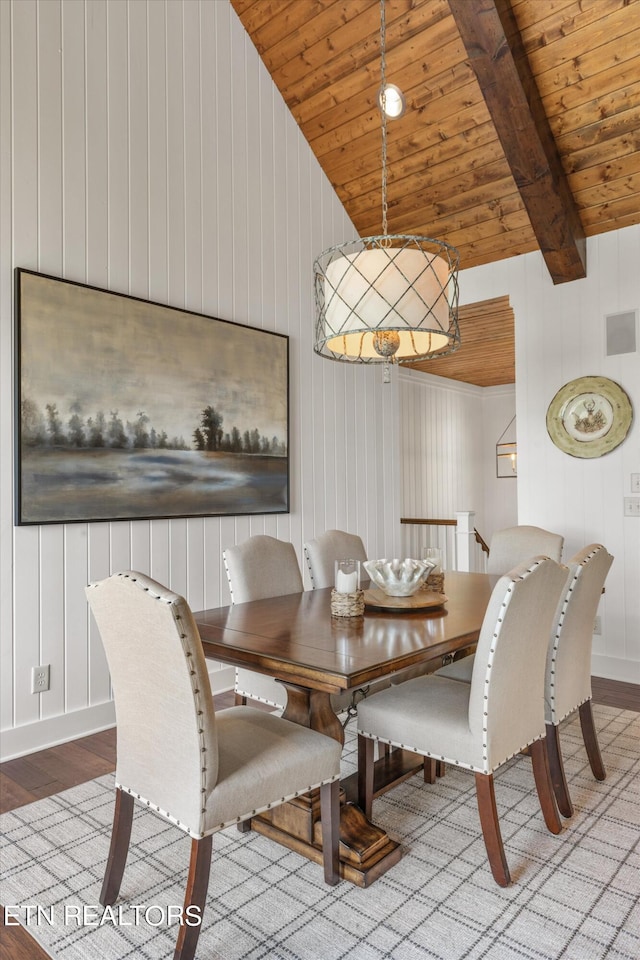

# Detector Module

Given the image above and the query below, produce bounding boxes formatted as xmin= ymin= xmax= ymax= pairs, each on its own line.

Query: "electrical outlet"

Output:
xmin=624 ymin=497 xmax=640 ymax=517
xmin=593 ymin=616 xmax=602 ymax=636
xmin=632 ymin=473 xmax=640 ymax=494
xmin=31 ymin=664 xmax=50 ymax=694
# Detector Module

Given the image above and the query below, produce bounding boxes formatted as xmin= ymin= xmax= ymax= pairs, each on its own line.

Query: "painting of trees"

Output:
xmin=16 ymin=268 xmax=288 ymax=523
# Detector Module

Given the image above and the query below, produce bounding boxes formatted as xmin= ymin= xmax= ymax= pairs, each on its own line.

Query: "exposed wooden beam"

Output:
xmin=448 ymin=0 xmax=587 ymax=284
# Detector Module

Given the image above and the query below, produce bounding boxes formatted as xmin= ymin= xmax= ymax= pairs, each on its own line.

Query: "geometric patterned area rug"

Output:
xmin=1 ymin=705 xmax=639 ymax=960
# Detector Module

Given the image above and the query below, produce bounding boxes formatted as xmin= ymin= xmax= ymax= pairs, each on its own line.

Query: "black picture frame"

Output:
xmin=15 ymin=269 xmax=290 ymax=525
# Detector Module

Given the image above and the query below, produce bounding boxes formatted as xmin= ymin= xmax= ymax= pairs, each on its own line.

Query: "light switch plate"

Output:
xmin=624 ymin=497 xmax=640 ymax=517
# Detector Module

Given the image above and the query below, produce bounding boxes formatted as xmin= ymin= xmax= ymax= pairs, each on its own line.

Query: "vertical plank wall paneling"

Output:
xmin=9 ymin=0 xmax=40 ymax=734
xmin=461 ymin=226 xmax=640 ymax=683
xmin=0 ymin=0 xmax=12 ymax=732
xmin=399 ymin=369 xmax=486 ymax=529
xmin=0 ymin=0 xmax=403 ymax=759
xmin=481 ymin=387 xmax=518 ymax=539
xmin=3 ymin=1 xmax=637 ymax=757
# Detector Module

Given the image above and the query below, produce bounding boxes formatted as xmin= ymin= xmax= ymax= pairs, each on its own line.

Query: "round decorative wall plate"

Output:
xmin=546 ymin=376 xmax=633 ymax=458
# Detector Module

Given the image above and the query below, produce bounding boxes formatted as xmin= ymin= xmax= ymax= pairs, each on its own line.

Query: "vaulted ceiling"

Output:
xmin=231 ymin=0 xmax=640 ymax=384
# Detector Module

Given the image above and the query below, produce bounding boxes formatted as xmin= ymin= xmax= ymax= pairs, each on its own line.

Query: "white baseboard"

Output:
xmin=0 ymin=701 xmax=117 ymax=762
xmin=592 ymin=655 xmax=640 ymax=685
xmin=0 ymin=665 xmax=236 ymax=762
xmin=208 ymin=664 xmax=235 ymax=694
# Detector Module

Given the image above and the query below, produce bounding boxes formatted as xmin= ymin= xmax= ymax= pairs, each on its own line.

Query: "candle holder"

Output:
xmin=330 ymin=588 xmax=364 ymax=617
xmin=332 ymin=559 xmax=364 ymax=617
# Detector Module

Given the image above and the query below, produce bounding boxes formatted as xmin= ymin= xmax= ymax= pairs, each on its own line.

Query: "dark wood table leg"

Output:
xmin=248 ymin=682 xmax=402 ymax=887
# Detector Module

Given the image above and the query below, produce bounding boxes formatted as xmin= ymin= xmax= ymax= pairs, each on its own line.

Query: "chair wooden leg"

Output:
xmin=379 ymin=742 xmax=391 ymax=759
xmin=474 ymin=773 xmax=510 ymax=887
xmin=234 ymin=692 xmax=247 ymax=706
xmin=173 ymin=835 xmax=213 ymax=960
xmin=435 ymin=761 xmax=446 ymax=777
xmin=100 ymin=788 xmax=134 ymax=906
xmin=358 ymin=734 xmax=375 ymax=819
xmin=545 ymin=723 xmax=573 ymax=818
xmin=320 ymin=779 xmax=341 ymax=886
xmin=579 ymin=699 xmax=606 ymax=781
xmin=423 ymin=758 xmax=436 ymax=784
xmin=530 ymin=738 xmax=562 ymax=835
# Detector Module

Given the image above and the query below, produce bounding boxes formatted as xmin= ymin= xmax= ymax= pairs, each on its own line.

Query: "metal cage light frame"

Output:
xmin=313 ymin=0 xmax=460 ymax=366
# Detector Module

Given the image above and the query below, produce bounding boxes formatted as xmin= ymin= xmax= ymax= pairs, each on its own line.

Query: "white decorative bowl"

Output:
xmin=363 ymin=558 xmax=436 ymax=597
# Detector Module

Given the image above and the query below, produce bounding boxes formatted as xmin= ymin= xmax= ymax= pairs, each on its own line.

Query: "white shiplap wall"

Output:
xmin=460 ymin=226 xmax=640 ymax=683
xmin=398 ymin=369 xmax=517 ymax=562
xmin=399 ymin=369 xmax=485 ymax=524
xmin=481 ymin=385 xmax=518 ymax=540
xmin=0 ymin=0 xmax=402 ymax=760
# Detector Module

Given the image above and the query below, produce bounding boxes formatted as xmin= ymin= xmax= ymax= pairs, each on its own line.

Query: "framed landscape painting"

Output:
xmin=15 ymin=269 xmax=289 ymax=525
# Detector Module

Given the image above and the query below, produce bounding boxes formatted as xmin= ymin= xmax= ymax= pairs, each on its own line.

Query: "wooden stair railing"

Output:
xmin=474 ymin=528 xmax=490 ymax=556
xmin=400 ymin=519 xmax=490 ymax=552
xmin=400 ymin=517 xmax=490 ymax=571
xmin=400 ymin=518 xmax=457 ymax=526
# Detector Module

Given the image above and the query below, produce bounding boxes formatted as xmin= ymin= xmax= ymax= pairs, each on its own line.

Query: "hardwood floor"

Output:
xmin=590 ymin=676 xmax=640 ymax=712
xmin=0 ymin=691 xmax=236 ymax=816
xmin=0 ymin=681 xmax=638 ymax=959
xmin=1 ymin=682 xmax=638 ymax=815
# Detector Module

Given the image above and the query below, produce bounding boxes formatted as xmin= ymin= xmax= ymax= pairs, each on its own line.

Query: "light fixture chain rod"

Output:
xmin=380 ymin=0 xmax=388 ymax=237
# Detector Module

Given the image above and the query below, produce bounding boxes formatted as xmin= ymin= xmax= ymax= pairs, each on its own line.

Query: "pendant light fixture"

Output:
xmin=313 ymin=0 xmax=460 ymax=366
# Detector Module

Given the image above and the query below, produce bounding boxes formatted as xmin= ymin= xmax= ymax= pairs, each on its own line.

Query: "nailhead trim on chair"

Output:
xmin=222 ymin=552 xmax=234 ymax=603
xmin=549 ymin=695 xmax=592 ymax=728
xmin=113 ymin=572 xmax=212 ymax=833
xmin=116 ymin=773 xmax=341 ymax=839
xmin=222 ymin=547 xmax=286 ymax=708
xmin=356 ymin=730 xmax=545 ymax=777
xmin=303 ymin=545 xmax=316 ymax=588
xmin=92 ymin=573 xmax=342 ymax=863
xmin=358 ymin=559 xmax=559 ymax=777
xmin=233 ymin=685 xmax=284 ymax=708
xmin=479 ymin=558 xmax=546 ymax=772
xmin=546 ymin=545 xmax=602 ymax=725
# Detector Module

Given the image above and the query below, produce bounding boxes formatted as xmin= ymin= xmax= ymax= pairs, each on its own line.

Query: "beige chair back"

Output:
xmin=546 ymin=544 xmax=613 ymax=725
xmin=487 ymin=525 xmax=564 ymax=574
xmin=304 ymin=529 xmax=367 ymax=589
xmin=223 ymin=535 xmax=304 ymax=709
xmin=469 ymin=557 xmax=569 ymax=770
xmin=223 ymin=535 xmax=303 ymax=603
xmin=86 ymin=571 xmax=218 ymax=837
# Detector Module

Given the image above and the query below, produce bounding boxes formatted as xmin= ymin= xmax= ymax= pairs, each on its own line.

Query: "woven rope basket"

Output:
xmin=424 ymin=572 xmax=445 ymax=594
xmin=330 ymin=588 xmax=365 ymax=617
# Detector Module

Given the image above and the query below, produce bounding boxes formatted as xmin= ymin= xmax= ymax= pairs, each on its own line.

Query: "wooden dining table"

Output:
xmin=194 ymin=570 xmax=494 ymax=887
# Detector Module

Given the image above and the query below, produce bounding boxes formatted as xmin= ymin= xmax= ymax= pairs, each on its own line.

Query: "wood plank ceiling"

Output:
xmin=231 ymin=0 xmax=640 ymax=385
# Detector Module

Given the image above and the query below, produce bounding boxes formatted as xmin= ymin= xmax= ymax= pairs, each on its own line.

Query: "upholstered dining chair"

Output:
xmin=86 ymin=571 xmax=341 ymax=960
xmin=224 ymin=535 xmax=304 ymax=710
xmin=224 ymin=535 xmax=354 ymax=714
xmin=357 ymin=557 xmax=568 ymax=887
xmin=487 ymin=524 xmax=564 ymax=574
xmin=436 ymin=544 xmax=613 ymax=818
xmin=303 ymin=528 xmax=397 ymax=725
xmin=544 ymin=543 xmax=613 ymax=815
xmin=304 ymin=529 xmax=368 ymax=589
